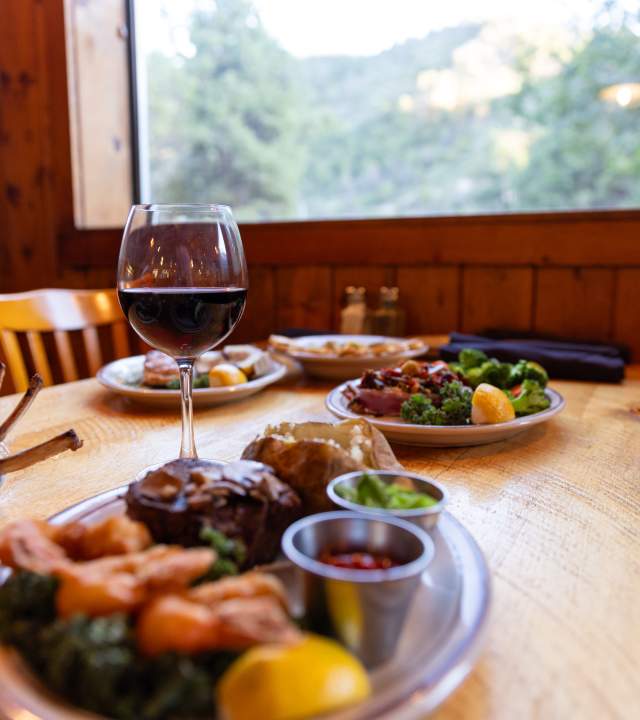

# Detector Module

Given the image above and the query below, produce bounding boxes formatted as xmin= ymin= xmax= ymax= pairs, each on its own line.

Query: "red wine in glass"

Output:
xmin=118 ymin=287 xmax=247 ymax=359
xmin=117 ymin=204 xmax=248 ymax=461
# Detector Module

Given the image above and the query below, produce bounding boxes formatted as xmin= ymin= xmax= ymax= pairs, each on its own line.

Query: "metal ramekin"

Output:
xmin=281 ymin=511 xmax=434 ymax=668
xmin=327 ymin=470 xmax=448 ymax=530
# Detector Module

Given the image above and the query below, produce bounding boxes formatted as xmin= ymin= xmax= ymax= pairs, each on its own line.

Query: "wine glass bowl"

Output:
xmin=117 ymin=204 xmax=248 ymax=459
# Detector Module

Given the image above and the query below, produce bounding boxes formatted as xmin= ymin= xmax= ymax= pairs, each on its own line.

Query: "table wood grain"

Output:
xmin=0 ymin=373 xmax=639 ymax=720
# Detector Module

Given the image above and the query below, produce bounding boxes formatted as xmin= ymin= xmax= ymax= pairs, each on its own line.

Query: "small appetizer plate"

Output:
xmin=326 ymin=380 xmax=565 ymax=447
xmin=271 ymin=334 xmax=427 ymax=380
xmin=97 ymin=355 xmax=287 ymax=408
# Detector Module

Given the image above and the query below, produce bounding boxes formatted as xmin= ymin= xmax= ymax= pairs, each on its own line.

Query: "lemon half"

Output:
xmin=208 ymin=363 xmax=247 ymax=387
xmin=217 ymin=634 xmax=370 ymax=720
xmin=471 ymin=383 xmax=515 ymax=424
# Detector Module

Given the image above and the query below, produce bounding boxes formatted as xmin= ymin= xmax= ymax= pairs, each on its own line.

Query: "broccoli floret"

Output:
xmin=508 ymin=379 xmax=550 ymax=416
xmin=0 ymin=572 xmax=235 ymax=720
xmin=401 ymin=394 xmax=445 ymax=425
xmin=458 ymin=348 xmax=488 ymax=370
xmin=198 ymin=526 xmax=246 ymax=580
xmin=401 ymin=382 xmax=471 ymax=426
xmin=193 ymin=374 xmax=210 ymax=389
xmin=439 ymin=380 xmax=472 ymax=424
xmin=508 ymin=360 xmax=549 ymax=388
xmin=464 ymin=359 xmax=512 ymax=388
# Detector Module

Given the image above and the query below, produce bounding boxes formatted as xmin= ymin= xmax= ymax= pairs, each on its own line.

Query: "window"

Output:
xmin=133 ymin=0 xmax=640 ymax=223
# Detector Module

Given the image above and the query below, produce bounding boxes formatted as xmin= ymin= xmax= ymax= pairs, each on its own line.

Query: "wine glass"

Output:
xmin=117 ymin=204 xmax=248 ymax=460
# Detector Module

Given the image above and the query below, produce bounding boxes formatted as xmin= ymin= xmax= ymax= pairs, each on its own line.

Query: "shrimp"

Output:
xmin=0 ymin=519 xmax=68 ymax=574
xmin=189 ymin=571 xmax=289 ymax=609
xmin=136 ymin=572 xmax=300 ymax=656
xmin=55 ymin=545 xmax=215 ymax=617
xmin=0 ymin=516 xmax=153 ymax=573
xmin=53 ymin=516 xmax=152 ymax=560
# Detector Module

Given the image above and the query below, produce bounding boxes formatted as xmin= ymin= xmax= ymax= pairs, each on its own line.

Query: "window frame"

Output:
xmin=59 ymin=0 xmax=640 ymax=270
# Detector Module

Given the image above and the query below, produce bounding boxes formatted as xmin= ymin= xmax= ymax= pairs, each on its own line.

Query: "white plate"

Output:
xmin=326 ymin=380 xmax=565 ymax=446
xmin=97 ymin=355 xmax=287 ymax=407
xmin=0 ymin=486 xmax=490 ymax=720
xmin=273 ymin=334 xmax=427 ymax=380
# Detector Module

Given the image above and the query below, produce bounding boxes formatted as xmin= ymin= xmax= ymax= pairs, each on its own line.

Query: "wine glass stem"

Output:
xmin=177 ymin=360 xmax=197 ymax=459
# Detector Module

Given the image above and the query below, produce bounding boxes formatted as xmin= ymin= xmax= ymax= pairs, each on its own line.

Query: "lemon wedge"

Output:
xmin=217 ymin=634 xmax=370 ymax=720
xmin=208 ymin=363 xmax=247 ymax=387
xmin=471 ymin=383 xmax=515 ymax=424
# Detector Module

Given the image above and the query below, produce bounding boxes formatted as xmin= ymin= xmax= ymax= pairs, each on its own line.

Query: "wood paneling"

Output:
xmin=275 ymin=266 xmax=332 ymax=331
xmin=332 ymin=266 xmax=395 ymax=328
xmin=0 ymin=0 xmax=59 ymax=290
xmin=462 ymin=267 xmax=533 ymax=333
xmin=61 ymin=213 xmax=640 ymax=270
xmin=232 ymin=265 xmax=275 ymax=342
xmin=535 ymin=268 xmax=615 ymax=340
xmin=397 ymin=266 xmax=460 ymax=334
xmin=613 ymin=269 xmax=640 ymax=362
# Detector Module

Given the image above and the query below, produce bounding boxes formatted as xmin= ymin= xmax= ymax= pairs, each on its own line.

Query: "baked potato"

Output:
xmin=241 ymin=419 xmax=402 ymax=513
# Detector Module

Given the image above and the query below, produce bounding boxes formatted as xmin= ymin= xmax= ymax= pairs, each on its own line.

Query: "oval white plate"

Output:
xmin=273 ymin=335 xmax=427 ymax=380
xmin=326 ymin=380 xmax=565 ymax=446
xmin=97 ymin=355 xmax=287 ymax=408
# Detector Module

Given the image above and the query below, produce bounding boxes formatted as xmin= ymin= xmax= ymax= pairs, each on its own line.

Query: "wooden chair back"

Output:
xmin=0 ymin=288 xmax=129 ymax=392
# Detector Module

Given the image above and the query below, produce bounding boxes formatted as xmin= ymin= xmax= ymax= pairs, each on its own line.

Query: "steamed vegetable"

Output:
xmin=453 ymin=349 xmax=549 ymax=392
xmin=401 ymin=381 xmax=472 ymax=426
xmin=458 ymin=347 xmax=488 ymax=370
xmin=0 ymin=570 xmax=236 ymax=720
xmin=508 ymin=379 xmax=550 ymax=416
xmin=198 ymin=526 xmax=246 ymax=580
xmin=508 ymin=360 xmax=549 ymax=388
xmin=336 ymin=472 xmax=437 ymax=509
xmin=166 ymin=375 xmax=209 ymax=390
xmin=464 ymin=359 xmax=512 ymax=389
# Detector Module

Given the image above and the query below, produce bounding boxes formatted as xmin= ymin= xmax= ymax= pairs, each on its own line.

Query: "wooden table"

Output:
xmin=1 ymin=372 xmax=639 ymax=720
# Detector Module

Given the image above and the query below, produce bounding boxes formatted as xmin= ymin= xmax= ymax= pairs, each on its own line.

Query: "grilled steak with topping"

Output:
xmin=125 ymin=459 xmax=301 ymax=567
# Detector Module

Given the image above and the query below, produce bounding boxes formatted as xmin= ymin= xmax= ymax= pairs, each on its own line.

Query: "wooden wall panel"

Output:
xmin=332 ymin=266 xmax=395 ymax=328
xmin=535 ymin=268 xmax=615 ymax=340
xmin=397 ymin=266 xmax=460 ymax=334
xmin=462 ymin=267 xmax=533 ymax=333
xmin=275 ymin=266 xmax=332 ymax=331
xmin=0 ymin=0 xmax=59 ymax=291
xmin=613 ymin=269 xmax=640 ymax=361
xmin=232 ymin=266 xmax=275 ymax=342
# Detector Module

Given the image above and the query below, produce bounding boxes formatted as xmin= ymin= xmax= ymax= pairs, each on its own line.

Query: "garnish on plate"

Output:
xmin=335 ymin=472 xmax=437 ymax=510
xmin=319 ymin=549 xmax=398 ymax=570
xmin=218 ymin=633 xmax=370 ymax=720
xmin=343 ymin=348 xmax=551 ymax=426
xmin=141 ymin=345 xmax=271 ymax=389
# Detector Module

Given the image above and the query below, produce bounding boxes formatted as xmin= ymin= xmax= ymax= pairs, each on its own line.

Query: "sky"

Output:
xmin=138 ymin=0 xmax=601 ymax=58
xmin=252 ymin=0 xmax=590 ymax=57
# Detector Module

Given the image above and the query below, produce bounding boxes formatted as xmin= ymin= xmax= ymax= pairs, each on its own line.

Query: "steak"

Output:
xmin=125 ymin=459 xmax=302 ymax=568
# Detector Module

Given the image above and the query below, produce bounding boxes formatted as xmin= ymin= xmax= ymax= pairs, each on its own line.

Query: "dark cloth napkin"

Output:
xmin=440 ymin=332 xmax=626 ymax=383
